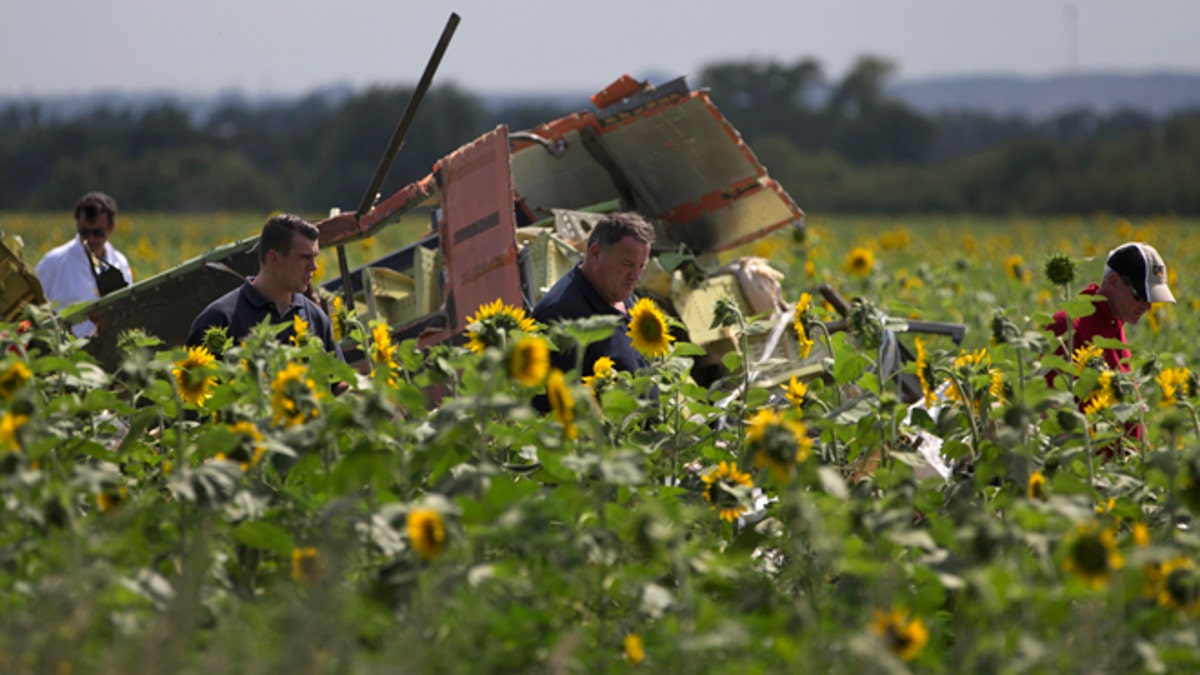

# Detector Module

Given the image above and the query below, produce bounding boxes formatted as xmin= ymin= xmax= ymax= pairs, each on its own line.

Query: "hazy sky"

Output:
xmin=3 ymin=0 xmax=1199 ymax=97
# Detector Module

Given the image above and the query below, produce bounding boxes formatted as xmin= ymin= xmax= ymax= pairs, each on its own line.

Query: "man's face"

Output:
xmin=274 ymin=233 xmax=319 ymax=294
xmin=1107 ymin=273 xmax=1153 ymax=325
xmin=76 ymin=214 xmax=114 ymax=258
xmin=583 ymin=235 xmax=651 ymax=306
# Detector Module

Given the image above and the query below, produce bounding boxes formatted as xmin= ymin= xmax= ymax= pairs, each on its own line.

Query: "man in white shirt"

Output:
xmin=35 ymin=191 xmax=133 ymax=337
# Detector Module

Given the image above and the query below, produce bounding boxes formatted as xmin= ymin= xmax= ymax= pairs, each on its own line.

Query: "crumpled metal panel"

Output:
xmin=510 ymin=79 xmax=804 ymax=255
xmin=82 ymin=238 xmax=259 ymax=370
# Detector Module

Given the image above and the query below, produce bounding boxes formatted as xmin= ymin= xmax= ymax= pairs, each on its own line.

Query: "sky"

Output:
xmin=2 ymin=0 xmax=1199 ymax=98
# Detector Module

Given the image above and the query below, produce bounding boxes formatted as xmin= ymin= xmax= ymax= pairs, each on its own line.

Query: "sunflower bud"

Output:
xmin=1044 ymin=253 xmax=1077 ymax=287
xmin=202 ymin=325 xmax=233 ymax=359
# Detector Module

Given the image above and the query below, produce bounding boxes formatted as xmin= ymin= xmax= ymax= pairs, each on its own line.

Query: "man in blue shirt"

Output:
xmin=532 ymin=211 xmax=655 ymax=386
xmin=186 ymin=213 xmax=343 ymax=360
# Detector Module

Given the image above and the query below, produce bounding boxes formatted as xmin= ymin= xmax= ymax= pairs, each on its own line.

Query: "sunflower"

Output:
xmin=464 ymin=298 xmax=538 ymax=354
xmin=844 ymin=246 xmax=875 ymax=277
xmin=988 ymin=368 xmax=1005 ymax=402
xmin=173 ymin=346 xmax=217 ymax=407
xmin=1072 ymin=343 xmax=1104 ymax=375
xmin=291 ymin=547 xmax=320 ymax=584
xmin=270 ymin=361 xmax=319 ymax=427
xmin=290 ymin=314 xmax=309 ymax=347
xmin=1132 ymin=522 xmax=1150 ymax=548
xmin=793 ymin=294 xmax=815 ymax=359
xmin=582 ymin=355 xmax=616 ymax=391
xmin=1027 ymin=471 xmax=1047 ymax=500
xmin=914 ymin=337 xmax=936 ymax=408
xmin=626 ymin=297 xmax=675 ymax=359
xmin=228 ymin=420 xmax=267 ymax=471
xmin=546 ymin=369 xmax=578 ymax=440
xmin=1148 ymin=557 xmax=1200 ymax=613
xmin=1062 ymin=520 xmax=1124 ymax=589
xmin=407 ymin=507 xmax=446 ymax=561
xmin=1083 ymin=371 xmax=1116 ymax=416
xmin=1158 ymin=367 xmax=1191 ymax=408
xmin=701 ymin=461 xmax=754 ymax=522
xmin=1004 ymin=254 xmax=1028 ymax=283
xmin=508 ymin=335 xmax=550 ymax=387
xmin=747 ymin=408 xmax=813 ymax=481
xmin=96 ymin=486 xmax=127 ymax=513
xmin=0 ymin=361 xmax=31 ymax=400
xmin=0 ymin=412 xmax=27 ymax=452
xmin=623 ymin=633 xmax=645 ymax=666
xmin=781 ymin=375 xmax=808 ymax=409
xmin=370 ymin=323 xmax=399 ymax=385
xmin=945 ymin=348 xmax=990 ymax=404
xmin=870 ymin=608 xmax=929 ymax=662
xmin=330 ymin=295 xmax=346 ymax=342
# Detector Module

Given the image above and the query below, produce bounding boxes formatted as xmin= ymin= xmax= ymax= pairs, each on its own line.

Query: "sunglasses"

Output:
xmin=78 ymin=226 xmax=108 ymax=239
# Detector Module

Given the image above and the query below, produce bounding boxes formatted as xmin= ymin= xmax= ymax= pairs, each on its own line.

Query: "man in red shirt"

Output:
xmin=1047 ymin=242 xmax=1175 ymax=449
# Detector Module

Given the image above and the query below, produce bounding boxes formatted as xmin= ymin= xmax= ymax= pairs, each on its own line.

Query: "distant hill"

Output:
xmin=887 ymin=71 xmax=1200 ymax=119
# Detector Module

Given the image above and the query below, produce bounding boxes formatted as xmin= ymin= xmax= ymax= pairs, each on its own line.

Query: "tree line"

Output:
xmin=2 ymin=56 xmax=1197 ymax=215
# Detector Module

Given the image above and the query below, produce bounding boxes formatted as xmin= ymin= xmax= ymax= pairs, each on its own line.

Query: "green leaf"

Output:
xmin=670 ymin=341 xmax=707 ymax=357
xmin=231 ymin=520 xmax=296 ymax=556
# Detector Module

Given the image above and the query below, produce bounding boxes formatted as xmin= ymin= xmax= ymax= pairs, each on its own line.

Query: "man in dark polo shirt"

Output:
xmin=186 ymin=213 xmax=343 ymax=360
xmin=532 ymin=212 xmax=655 ymax=398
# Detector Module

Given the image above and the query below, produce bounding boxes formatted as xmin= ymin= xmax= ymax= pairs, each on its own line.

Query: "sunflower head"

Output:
xmin=370 ymin=323 xmax=399 ymax=385
xmin=270 ymin=361 xmax=319 ymax=427
xmin=914 ymin=337 xmax=936 ymax=408
xmin=1004 ymin=254 xmax=1025 ymax=282
xmin=546 ymin=369 xmax=578 ymax=440
xmin=173 ymin=346 xmax=218 ymax=407
xmin=0 ymin=360 xmax=31 ymax=400
xmin=1062 ymin=520 xmax=1124 ymax=589
xmin=289 ymin=314 xmax=309 ymax=347
xmin=1158 ymin=367 xmax=1191 ymax=408
xmin=407 ymin=507 xmax=447 ymax=561
xmin=746 ymin=408 xmax=812 ymax=481
xmin=465 ymin=298 xmax=539 ymax=354
xmin=701 ymin=461 xmax=754 ymax=522
xmin=781 ymin=375 xmax=808 ymax=409
xmin=227 ymin=420 xmax=267 ymax=471
xmin=844 ymin=246 xmax=875 ymax=277
xmin=1027 ymin=471 xmax=1047 ymax=500
xmin=623 ymin=633 xmax=645 ymax=666
xmin=870 ymin=609 xmax=929 ymax=662
xmin=0 ymin=411 xmax=28 ymax=452
xmin=200 ymin=325 xmax=233 ymax=360
xmin=626 ymin=297 xmax=675 ymax=359
xmin=508 ymin=335 xmax=550 ymax=387
xmin=291 ymin=547 xmax=320 ymax=585
xmin=582 ymin=356 xmax=616 ymax=391
xmin=1044 ymin=252 xmax=1077 ymax=286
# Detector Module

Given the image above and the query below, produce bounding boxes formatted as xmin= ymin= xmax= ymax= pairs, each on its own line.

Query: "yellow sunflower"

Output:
xmin=793 ymin=293 xmax=815 ymax=359
xmin=546 ymin=369 xmax=578 ymax=440
xmin=407 ymin=507 xmax=447 ymax=561
xmin=270 ymin=362 xmax=318 ymax=427
xmin=945 ymin=348 xmax=990 ymax=404
xmin=747 ymin=408 xmax=813 ymax=481
xmin=370 ymin=323 xmax=399 ymax=385
xmin=330 ymin=295 xmax=346 ymax=342
xmin=1147 ymin=557 xmax=1200 ymax=613
xmin=96 ymin=486 xmax=127 ymax=513
xmin=870 ymin=608 xmax=929 ymax=662
xmin=0 ymin=361 xmax=31 ymax=400
xmin=290 ymin=314 xmax=309 ymax=347
xmin=508 ymin=335 xmax=550 ymax=387
xmin=914 ymin=337 xmax=935 ymax=408
xmin=1062 ymin=520 xmax=1124 ymax=589
xmin=844 ymin=246 xmax=875 ymax=277
xmin=623 ymin=633 xmax=645 ymax=666
xmin=1004 ymin=254 xmax=1030 ymax=283
xmin=1158 ymin=366 xmax=1190 ymax=407
xmin=465 ymin=298 xmax=538 ymax=354
xmin=582 ymin=356 xmax=616 ymax=391
xmin=701 ymin=461 xmax=754 ymax=522
xmin=1072 ymin=343 xmax=1104 ymax=375
xmin=0 ymin=411 xmax=27 ymax=452
xmin=291 ymin=547 xmax=320 ymax=584
xmin=173 ymin=346 xmax=217 ymax=407
xmin=626 ymin=297 xmax=675 ymax=359
xmin=228 ymin=420 xmax=267 ymax=471
xmin=1027 ymin=471 xmax=1047 ymax=500
xmin=781 ymin=375 xmax=808 ymax=409
xmin=1132 ymin=522 xmax=1150 ymax=548
xmin=1083 ymin=371 xmax=1116 ymax=416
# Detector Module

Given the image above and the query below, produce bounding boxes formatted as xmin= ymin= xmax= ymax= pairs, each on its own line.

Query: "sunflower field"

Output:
xmin=2 ymin=212 xmax=1200 ymax=673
